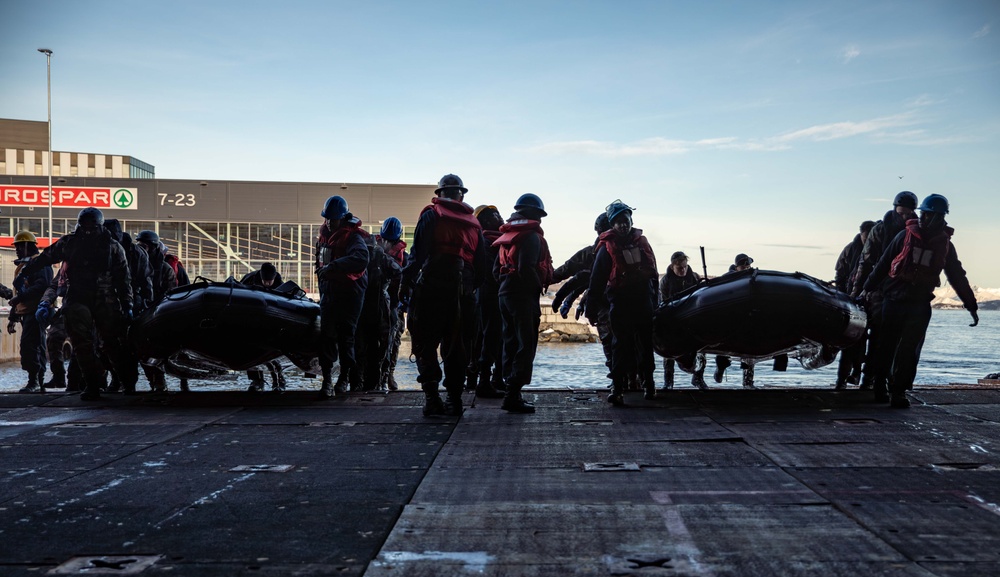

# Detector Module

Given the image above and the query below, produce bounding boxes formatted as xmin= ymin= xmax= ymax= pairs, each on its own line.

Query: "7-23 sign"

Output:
xmin=159 ymin=193 xmax=196 ymax=207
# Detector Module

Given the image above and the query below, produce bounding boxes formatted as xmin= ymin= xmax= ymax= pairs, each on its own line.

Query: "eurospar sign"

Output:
xmin=0 ymin=185 xmax=138 ymax=210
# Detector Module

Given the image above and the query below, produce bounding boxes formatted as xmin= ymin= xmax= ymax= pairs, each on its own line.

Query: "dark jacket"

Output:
xmin=22 ymin=230 xmax=132 ymax=313
xmin=864 ymin=227 xmax=977 ymax=309
xmin=659 ymin=266 xmax=700 ymax=302
xmin=493 ymin=214 xmax=551 ymax=297
xmin=10 ymin=256 xmax=53 ymax=316
xmin=551 ymin=244 xmax=596 ymax=284
xmin=835 ymin=233 xmax=865 ymax=293
xmin=851 ymin=209 xmax=908 ymax=296
xmin=240 ymin=269 xmax=284 ymax=288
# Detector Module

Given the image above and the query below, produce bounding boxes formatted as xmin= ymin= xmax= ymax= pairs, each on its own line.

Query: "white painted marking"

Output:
xmin=374 ymin=551 xmax=493 ymax=573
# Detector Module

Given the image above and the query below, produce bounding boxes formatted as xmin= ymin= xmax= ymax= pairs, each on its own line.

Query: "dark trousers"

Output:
xmin=318 ymin=285 xmax=365 ymax=375
xmin=19 ymin=313 xmax=47 ymax=376
xmin=45 ymin=314 xmax=70 ymax=379
xmin=861 ymin=292 xmax=888 ymax=385
xmin=608 ymin=302 xmax=654 ymax=382
xmin=499 ymin=292 xmax=541 ymax=386
xmin=880 ymin=298 xmax=932 ymax=395
xmin=62 ymin=301 xmax=137 ymax=393
xmin=408 ymin=284 xmax=476 ymax=394
xmin=836 ymin=339 xmax=865 ymax=384
xmin=478 ymin=289 xmax=503 ymax=380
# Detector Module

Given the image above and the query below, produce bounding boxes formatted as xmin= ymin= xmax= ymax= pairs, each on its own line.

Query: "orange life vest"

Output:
xmin=889 ymin=219 xmax=952 ymax=287
xmin=427 ymin=197 xmax=481 ymax=266
xmin=493 ymin=219 xmax=554 ymax=286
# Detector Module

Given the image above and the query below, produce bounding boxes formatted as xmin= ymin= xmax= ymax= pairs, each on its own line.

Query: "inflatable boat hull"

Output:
xmin=653 ymin=269 xmax=866 ymax=368
xmin=130 ymin=279 xmax=321 ymax=373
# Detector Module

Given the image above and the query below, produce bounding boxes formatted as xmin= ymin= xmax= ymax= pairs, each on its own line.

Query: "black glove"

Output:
xmin=970 ymin=310 xmax=979 ymax=327
xmin=8 ymin=295 xmax=20 ymax=308
xmin=0 ymin=283 xmax=12 ymax=300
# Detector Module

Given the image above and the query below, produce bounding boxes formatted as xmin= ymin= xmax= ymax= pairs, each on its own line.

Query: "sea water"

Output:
xmin=0 ymin=310 xmax=993 ymax=392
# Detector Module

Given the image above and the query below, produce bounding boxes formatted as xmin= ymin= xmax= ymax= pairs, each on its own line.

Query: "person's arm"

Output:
xmin=942 ymin=242 xmax=979 ymax=326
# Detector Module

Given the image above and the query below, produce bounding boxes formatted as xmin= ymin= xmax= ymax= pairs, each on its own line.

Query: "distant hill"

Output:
xmin=932 ymin=286 xmax=1000 ymax=310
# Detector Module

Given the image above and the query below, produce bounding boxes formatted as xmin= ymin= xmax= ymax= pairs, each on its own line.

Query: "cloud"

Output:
xmin=763 ymin=244 xmax=826 ymax=250
xmin=842 ymin=44 xmax=861 ymax=63
xmin=529 ymin=106 xmax=958 ymax=158
xmin=973 ymin=24 xmax=990 ymax=38
xmin=772 ymin=112 xmax=917 ymax=143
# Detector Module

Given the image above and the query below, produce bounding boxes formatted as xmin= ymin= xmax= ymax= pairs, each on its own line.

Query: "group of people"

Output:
xmin=833 ymin=191 xmax=978 ymax=408
xmin=1 ymin=182 xmax=978 ymax=414
xmin=1 ymin=209 xmax=192 ymax=399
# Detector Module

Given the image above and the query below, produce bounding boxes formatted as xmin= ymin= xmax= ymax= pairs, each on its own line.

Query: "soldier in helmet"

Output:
xmin=493 ymin=193 xmax=554 ymax=413
xmin=399 ymin=174 xmax=487 ymax=417
xmin=850 ymin=191 xmax=919 ymax=401
xmin=1 ymin=231 xmax=54 ymax=392
xmin=21 ymin=207 xmax=135 ymax=400
xmin=586 ymin=200 xmax=659 ymax=405
xmin=376 ymin=217 xmax=408 ymax=391
xmin=315 ymin=195 xmax=370 ymax=398
xmin=135 ymin=230 xmax=177 ymax=392
xmin=862 ymin=194 xmax=978 ymax=408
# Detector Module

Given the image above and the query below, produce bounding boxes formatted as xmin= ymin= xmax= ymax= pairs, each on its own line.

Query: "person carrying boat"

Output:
xmin=850 ymin=191 xmax=918 ymax=401
xmin=469 ymin=204 xmax=507 ymax=400
xmin=833 ymin=220 xmax=876 ymax=389
xmin=659 ymin=250 xmax=708 ymax=391
xmin=21 ymin=208 xmax=136 ymax=400
xmin=376 ymin=217 xmax=407 ymax=391
xmin=35 ymin=263 xmax=72 ymax=390
xmin=586 ymin=200 xmax=659 ymax=405
xmin=135 ymin=230 xmax=179 ymax=392
xmin=713 ymin=253 xmax=757 ymax=389
xmin=1 ymin=231 xmax=53 ymax=393
xmin=861 ymin=194 xmax=978 ymax=408
xmin=315 ymin=195 xmax=370 ymax=398
xmin=399 ymin=173 xmax=487 ymax=417
xmin=240 ymin=263 xmax=288 ymax=392
xmin=493 ymin=193 xmax=554 ymax=413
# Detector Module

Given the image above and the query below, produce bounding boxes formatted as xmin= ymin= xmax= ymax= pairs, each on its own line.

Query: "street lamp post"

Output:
xmin=38 ymin=48 xmax=53 ymax=243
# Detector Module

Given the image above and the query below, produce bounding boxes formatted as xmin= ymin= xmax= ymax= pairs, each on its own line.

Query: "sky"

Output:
xmin=2 ymin=0 xmax=999 ymax=286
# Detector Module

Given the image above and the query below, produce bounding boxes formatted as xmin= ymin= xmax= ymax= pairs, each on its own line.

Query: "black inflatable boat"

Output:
xmin=652 ymin=269 xmax=866 ymax=369
xmin=130 ymin=278 xmax=321 ymax=375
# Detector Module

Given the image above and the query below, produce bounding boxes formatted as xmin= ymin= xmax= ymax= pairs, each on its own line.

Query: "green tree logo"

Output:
xmin=114 ymin=189 xmax=135 ymax=208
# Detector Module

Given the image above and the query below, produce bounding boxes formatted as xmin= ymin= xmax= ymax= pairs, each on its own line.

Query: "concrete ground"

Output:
xmin=2 ymin=385 xmax=999 ymax=576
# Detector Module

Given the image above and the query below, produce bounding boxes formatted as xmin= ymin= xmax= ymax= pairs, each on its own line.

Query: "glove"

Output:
xmin=7 ymin=295 xmax=20 ymax=308
xmin=559 ymin=299 xmax=571 ymax=319
xmin=575 ymin=305 xmax=585 ymax=321
xmin=35 ymin=301 xmax=51 ymax=324
xmin=970 ymin=310 xmax=979 ymax=327
xmin=0 ymin=283 xmax=12 ymax=300
xmin=6 ymin=320 xmax=17 ymax=334
xmin=397 ymin=286 xmax=412 ymax=309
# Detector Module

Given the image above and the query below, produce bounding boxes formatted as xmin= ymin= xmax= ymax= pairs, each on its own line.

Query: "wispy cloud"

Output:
xmin=842 ymin=44 xmax=861 ymax=63
xmin=973 ymin=24 xmax=991 ymax=38
xmin=772 ymin=112 xmax=918 ymax=143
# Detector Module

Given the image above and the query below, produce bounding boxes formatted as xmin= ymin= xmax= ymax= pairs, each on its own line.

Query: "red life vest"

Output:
xmin=383 ymin=238 xmax=407 ymax=267
xmin=427 ymin=197 xmax=481 ymax=266
xmin=889 ymin=219 xmax=952 ymax=286
xmin=317 ymin=219 xmax=370 ymax=282
xmin=164 ymin=254 xmax=182 ymax=278
xmin=597 ymin=228 xmax=657 ymax=290
xmin=493 ymin=219 xmax=554 ymax=286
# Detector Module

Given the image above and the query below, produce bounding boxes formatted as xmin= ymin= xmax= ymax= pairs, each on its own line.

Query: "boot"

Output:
xmin=465 ymin=368 xmax=478 ymax=392
xmin=890 ymin=392 xmax=911 ymax=409
xmin=490 ymin=371 xmax=507 ymax=393
xmin=44 ymin=369 xmax=66 ymax=390
xmin=501 ymin=381 xmax=535 ymax=413
xmin=334 ymin=371 xmax=350 ymax=395
xmin=387 ymin=363 xmax=399 ymax=391
xmin=422 ymin=383 xmax=446 ymax=416
xmin=179 ymin=378 xmax=190 ymax=392
xmin=476 ymin=371 xmax=505 ymax=398
xmin=742 ymin=365 xmax=755 ymax=389
xmin=246 ymin=375 xmax=265 ymax=393
xmin=319 ymin=368 xmax=334 ymax=399
xmin=607 ymin=376 xmax=625 ymax=406
xmin=643 ymin=379 xmax=656 ymax=400
xmin=444 ymin=387 xmax=464 ymax=417
xmin=834 ymin=378 xmax=848 ymax=390
xmin=19 ymin=372 xmax=41 ymax=393
xmin=691 ymin=370 xmax=709 ymax=390
xmin=627 ymin=373 xmax=641 ymax=392
xmin=872 ymin=377 xmax=889 ymax=403
xmin=859 ymin=373 xmax=874 ymax=391
xmin=269 ymin=365 xmax=286 ymax=392
xmin=662 ymin=359 xmax=674 ymax=390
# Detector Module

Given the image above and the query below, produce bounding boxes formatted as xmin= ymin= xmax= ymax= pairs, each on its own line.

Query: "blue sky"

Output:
xmin=2 ymin=0 xmax=998 ymax=286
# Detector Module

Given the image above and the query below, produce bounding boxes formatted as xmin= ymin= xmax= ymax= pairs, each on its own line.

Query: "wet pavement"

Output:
xmin=2 ymin=379 xmax=999 ymax=576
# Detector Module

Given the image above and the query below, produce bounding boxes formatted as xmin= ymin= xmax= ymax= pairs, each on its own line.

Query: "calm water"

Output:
xmin=1 ymin=310 xmax=994 ymax=392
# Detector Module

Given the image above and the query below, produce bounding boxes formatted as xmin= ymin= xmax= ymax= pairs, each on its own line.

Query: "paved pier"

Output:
xmin=2 ymin=387 xmax=999 ymax=576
